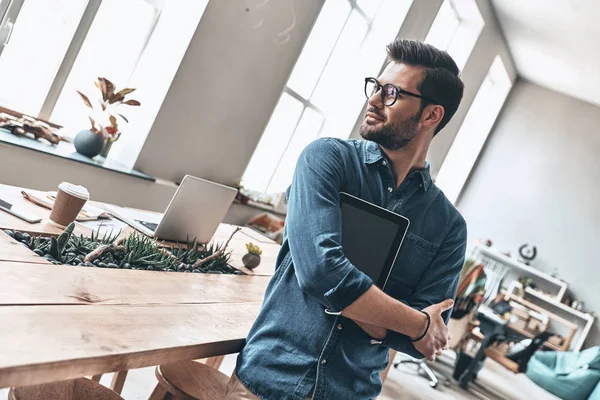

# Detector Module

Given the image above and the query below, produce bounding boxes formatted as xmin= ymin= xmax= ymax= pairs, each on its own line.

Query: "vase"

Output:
xmin=242 ymin=253 xmax=261 ymax=269
xmin=74 ymin=129 xmax=105 ymax=158
xmin=100 ymin=139 xmax=113 ymax=158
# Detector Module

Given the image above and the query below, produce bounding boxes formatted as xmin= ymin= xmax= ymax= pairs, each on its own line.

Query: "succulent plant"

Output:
xmin=245 ymin=242 xmax=262 ymax=256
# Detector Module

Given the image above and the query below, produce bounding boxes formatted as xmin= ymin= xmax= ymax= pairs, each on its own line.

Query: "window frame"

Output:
xmin=0 ymin=0 xmax=160 ymax=121
xmin=243 ymin=0 xmax=393 ymax=194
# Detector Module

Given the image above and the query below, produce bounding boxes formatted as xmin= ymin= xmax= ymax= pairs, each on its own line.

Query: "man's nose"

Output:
xmin=367 ymin=89 xmax=383 ymax=109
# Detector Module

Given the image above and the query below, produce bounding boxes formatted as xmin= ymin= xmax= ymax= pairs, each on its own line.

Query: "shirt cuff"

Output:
xmin=323 ymin=265 xmax=373 ymax=313
xmin=382 ymin=331 xmax=425 ymax=359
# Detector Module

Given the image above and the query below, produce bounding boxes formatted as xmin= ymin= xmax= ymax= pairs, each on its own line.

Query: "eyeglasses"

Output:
xmin=364 ymin=77 xmax=436 ymax=106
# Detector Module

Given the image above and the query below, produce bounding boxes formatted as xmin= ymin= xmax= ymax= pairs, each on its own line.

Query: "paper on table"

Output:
xmin=76 ymin=219 xmax=128 ymax=237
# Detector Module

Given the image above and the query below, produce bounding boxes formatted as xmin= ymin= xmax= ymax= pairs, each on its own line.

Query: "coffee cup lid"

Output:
xmin=58 ymin=182 xmax=90 ymax=200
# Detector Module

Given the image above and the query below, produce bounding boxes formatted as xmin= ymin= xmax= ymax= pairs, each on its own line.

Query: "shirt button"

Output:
xmin=382 ymin=160 xmax=387 ymax=166
xmin=321 ymin=359 xmax=327 ymax=365
xmin=337 ymin=323 xmax=343 ymax=330
xmin=387 ymin=187 xmax=393 ymax=193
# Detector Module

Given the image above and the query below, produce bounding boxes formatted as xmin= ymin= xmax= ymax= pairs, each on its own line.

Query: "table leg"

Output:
xmin=203 ymin=355 xmax=225 ymax=370
xmin=380 ymin=350 xmax=397 ymax=384
xmin=110 ymin=370 xmax=128 ymax=394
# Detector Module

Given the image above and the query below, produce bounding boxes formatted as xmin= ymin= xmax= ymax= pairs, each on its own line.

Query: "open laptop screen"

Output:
xmin=340 ymin=192 xmax=410 ymax=289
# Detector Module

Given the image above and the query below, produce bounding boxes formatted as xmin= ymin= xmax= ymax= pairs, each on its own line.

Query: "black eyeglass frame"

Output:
xmin=364 ymin=77 xmax=436 ymax=106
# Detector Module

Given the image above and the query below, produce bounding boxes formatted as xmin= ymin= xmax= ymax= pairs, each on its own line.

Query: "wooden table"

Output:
xmin=0 ymin=184 xmax=279 ymax=389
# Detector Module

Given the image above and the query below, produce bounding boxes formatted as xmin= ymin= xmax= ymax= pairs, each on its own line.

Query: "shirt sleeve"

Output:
xmin=286 ymin=138 xmax=374 ymax=313
xmin=382 ymin=218 xmax=467 ymax=358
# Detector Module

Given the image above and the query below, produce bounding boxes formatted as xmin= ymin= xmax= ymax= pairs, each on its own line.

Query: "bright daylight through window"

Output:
xmin=425 ymin=0 xmax=483 ymax=70
xmin=242 ymin=0 xmax=413 ymax=194
xmin=435 ymin=55 xmax=512 ymax=204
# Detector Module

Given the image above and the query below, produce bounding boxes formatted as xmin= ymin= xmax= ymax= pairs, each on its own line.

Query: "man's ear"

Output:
xmin=421 ymin=104 xmax=445 ymax=130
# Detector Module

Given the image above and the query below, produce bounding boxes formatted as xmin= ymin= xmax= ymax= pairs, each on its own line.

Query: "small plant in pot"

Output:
xmin=74 ymin=77 xmax=140 ymax=158
xmin=242 ymin=242 xmax=262 ymax=270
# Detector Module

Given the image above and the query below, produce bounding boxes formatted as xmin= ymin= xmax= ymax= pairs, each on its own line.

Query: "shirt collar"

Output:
xmin=362 ymin=140 xmax=433 ymax=191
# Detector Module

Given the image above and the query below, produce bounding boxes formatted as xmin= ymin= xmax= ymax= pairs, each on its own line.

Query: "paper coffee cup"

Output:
xmin=48 ymin=182 xmax=90 ymax=228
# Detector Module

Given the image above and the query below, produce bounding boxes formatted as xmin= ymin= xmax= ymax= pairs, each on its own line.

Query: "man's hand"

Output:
xmin=355 ymin=321 xmax=387 ymax=340
xmin=413 ymin=299 xmax=454 ymax=361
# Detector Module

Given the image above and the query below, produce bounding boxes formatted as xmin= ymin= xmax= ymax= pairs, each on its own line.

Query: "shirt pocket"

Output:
xmin=383 ymin=232 xmax=439 ymax=301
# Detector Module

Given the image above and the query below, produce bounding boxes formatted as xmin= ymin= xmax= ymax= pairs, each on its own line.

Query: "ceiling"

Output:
xmin=491 ymin=0 xmax=600 ymax=107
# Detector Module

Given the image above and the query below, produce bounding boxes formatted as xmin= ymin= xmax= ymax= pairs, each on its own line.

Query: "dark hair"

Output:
xmin=386 ymin=39 xmax=464 ymax=135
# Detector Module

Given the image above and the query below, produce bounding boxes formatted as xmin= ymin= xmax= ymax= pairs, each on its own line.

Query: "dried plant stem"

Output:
xmin=84 ymin=244 xmax=125 ymax=262
xmin=192 ymin=227 xmax=241 ymax=268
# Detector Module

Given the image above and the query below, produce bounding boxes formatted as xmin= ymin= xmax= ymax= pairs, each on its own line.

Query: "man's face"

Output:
xmin=359 ymin=62 xmax=426 ymax=150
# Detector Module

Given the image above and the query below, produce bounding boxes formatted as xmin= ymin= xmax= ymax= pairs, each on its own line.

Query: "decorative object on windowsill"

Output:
xmin=518 ymin=243 xmax=537 ymax=265
xmin=74 ymin=77 xmax=141 ymax=159
xmin=242 ymin=242 xmax=262 ymax=270
xmin=2 ymin=223 xmax=244 ymax=274
xmin=0 ymin=112 xmax=63 ymax=144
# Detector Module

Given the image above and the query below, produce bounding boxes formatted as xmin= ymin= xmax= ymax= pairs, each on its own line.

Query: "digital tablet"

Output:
xmin=340 ymin=192 xmax=410 ymax=290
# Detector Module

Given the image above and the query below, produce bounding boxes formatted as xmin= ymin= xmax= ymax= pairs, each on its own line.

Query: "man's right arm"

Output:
xmin=286 ymin=139 xmax=449 ymax=356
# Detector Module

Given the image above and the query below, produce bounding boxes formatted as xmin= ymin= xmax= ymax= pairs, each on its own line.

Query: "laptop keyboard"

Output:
xmin=136 ymin=220 xmax=158 ymax=232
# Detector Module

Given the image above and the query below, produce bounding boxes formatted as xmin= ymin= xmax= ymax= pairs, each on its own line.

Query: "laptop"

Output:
xmin=339 ymin=192 xmax=410 ymax=290
xmin=105 ymin=175 xmax=237 ymax=243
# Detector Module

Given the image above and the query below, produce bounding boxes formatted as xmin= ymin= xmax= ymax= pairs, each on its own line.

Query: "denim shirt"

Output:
xmin=237 ymin=138 xmax=467 ymax=400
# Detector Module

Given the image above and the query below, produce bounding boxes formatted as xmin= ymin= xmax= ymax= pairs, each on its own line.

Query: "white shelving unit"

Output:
xmin=473 ymin=244 xmax=595 ymax=351
xmin=524 ymin=287 xmax=595 ymax=351
xmin=475 ymin=244 xmax=568 ymax=300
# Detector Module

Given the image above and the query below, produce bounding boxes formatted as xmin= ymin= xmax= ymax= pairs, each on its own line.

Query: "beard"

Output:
xmin=359 ymin=108 xmax=420 ymax=150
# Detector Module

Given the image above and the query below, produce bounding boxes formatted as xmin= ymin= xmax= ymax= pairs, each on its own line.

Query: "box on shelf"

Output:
xmin=548 ymin=335 xmax=564 ymax=347
xmin=246 ymin=212 xmax=285 ymax=244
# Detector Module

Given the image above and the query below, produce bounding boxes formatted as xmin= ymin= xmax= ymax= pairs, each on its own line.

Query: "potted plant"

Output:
xmin=73 ymin=77 xmax=140 ymax=158
xmin=242 ymin=242 xmax=262 ymax=269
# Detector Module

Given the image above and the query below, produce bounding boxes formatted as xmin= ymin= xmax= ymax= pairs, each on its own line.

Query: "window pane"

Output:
xmin=356 ymin=0 xmax=384 ymax=19
xmin=436 ymin=56 xmax=512 ymax=204
xmin=242 ymin=93 xmax=304 ymax=193
xmin=286 ymin=0 xmax=350 ymax=99
xmin=424 ymin=0 xmax=460 ymax=51
xmin=51 ymin=0 xmax=157 ymax=135
xmin=0 ymin=0 xmax=88 ymax=115
xmin=310 ymin=9 xmax=369 ymax=111
xmin=267 ymin=108 xmax=324 ymax=193
xmin=317 ymin=0 xmax=412 ymax=139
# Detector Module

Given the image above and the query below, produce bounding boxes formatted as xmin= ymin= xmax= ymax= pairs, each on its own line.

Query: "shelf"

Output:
xmin=524 ymin=287 xmax=595 ymax=321
xmin=506 ymin=324 xmax=563 ymax=352
xmin=476 ymin=244 xmax=567 ymax=294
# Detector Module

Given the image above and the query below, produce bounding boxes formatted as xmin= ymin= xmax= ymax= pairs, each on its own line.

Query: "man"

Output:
xmin=227 ymin=39 xmax=467 ymax=399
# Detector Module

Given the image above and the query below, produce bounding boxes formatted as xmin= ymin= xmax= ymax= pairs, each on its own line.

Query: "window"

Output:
xmin=242 ymin=0 xmax=413 ymax=194
xmin=51 ymin=0 xmax=159 ymax=136
xmin=435 ymin=56 xmax=512 ymax=204
xmin=425 ymin=0 xmax=484 ymax=70
xmin=0 ymin=0 xmax=89 ymax=116
xmin=0 ymin=0 xmax=206 ymax=151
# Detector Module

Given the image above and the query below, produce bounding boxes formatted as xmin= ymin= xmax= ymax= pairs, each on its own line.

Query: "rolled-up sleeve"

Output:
xmin=286 ymin=138 xmax=374 ymax=313
xmin=382 ymin=218 xmax=467 ymax=358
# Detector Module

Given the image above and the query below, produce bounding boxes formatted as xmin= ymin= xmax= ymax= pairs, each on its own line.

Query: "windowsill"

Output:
xmin=233 ymin=199 xmax=286 ymax=217
xmin=0 ymin=128 xmax=155 ymax=182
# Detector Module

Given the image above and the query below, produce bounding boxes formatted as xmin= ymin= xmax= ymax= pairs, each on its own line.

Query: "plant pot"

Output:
xmin=100 ymin=139 xmax=113 ymax=158
xmin=242 ymin=253 xmax=261 ymax=269
xmin=74 ymin=129 xmax=105 ymax=158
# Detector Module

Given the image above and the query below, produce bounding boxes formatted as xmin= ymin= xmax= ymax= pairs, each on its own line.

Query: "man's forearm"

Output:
xmin=342 ymin=285 xmax=426 ymax=339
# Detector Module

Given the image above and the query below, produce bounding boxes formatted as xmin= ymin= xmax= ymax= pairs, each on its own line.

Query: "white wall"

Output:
xmin=0 ymin=142 xmax=176 ymax=212
xmin=458 ymin=81 xmax=600 ymax=347
xmin=133 ymin=0 xmax=324 ymax=186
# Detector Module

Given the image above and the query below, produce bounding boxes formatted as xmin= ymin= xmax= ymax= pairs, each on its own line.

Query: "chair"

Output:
xmin=9 ymin=377 xmax=124 ymax=400
xmin=149 ymin=360 xmax=229 ymax=400
xmin=393 ymin=354 xmax=452 ymax=389
xmin=526 ymin=346 xmax=600 ymax=400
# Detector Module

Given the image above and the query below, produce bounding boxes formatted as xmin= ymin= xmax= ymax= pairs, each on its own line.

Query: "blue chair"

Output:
xmin=526 ymin=346 xmax=600 ymax=400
